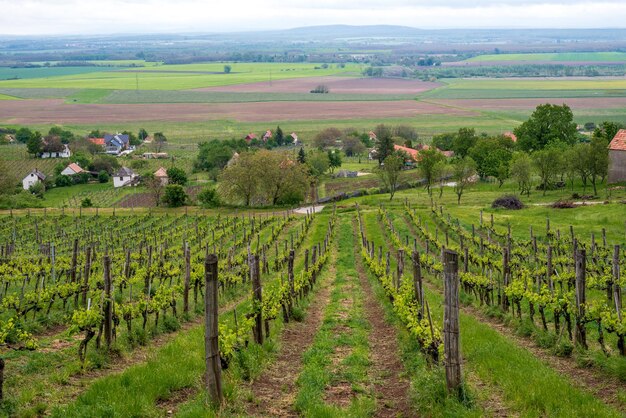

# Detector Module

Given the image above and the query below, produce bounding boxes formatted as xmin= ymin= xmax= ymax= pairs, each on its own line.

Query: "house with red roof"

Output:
xmin=60 ymin=163 xmax=85 ymax=176
xmin=503 ymin=132 xmax=517 ymax=143
xmin=608 ymin=129 xmax=626 ymax=183
xmin=244 ymin=133 xmax=257 ymax=143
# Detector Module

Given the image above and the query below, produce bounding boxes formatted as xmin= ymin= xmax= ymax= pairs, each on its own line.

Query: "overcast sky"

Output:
xmin=1 ymin=0 xmax=625 ymax=36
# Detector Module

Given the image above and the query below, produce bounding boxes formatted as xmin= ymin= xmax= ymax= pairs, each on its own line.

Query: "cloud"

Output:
xmin=0 ymin=0 xmax=625 ymax=35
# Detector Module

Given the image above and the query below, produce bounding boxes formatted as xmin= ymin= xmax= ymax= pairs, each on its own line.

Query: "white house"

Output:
xmin=22 ymin=169 xmax=46 ymax=190
xmin=60 ymin=163 xmax=85 ymax=176
xmin=40 ymin=144 xmax=71 ymax=159
xmin=154 ymin=167 xmax=169 ymax=186
xmin=113 ymin=167 xmax=138 ymax=188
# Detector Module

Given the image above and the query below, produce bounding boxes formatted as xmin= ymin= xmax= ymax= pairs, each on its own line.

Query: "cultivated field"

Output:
xmin=465 ymin=52 xmax=626 ymax=62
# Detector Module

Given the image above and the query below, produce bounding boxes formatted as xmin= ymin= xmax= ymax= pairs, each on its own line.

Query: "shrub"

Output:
xmin=81 ymin=198 xmax=93 ymax=208
xmin=162 ymin=184 xmax=187 ymax=207
xmin=197 ymin=187 xmax=220 ymax=207
xmin=491 ymin=195 xmax=524 ymax=210
xmin=98 ymin=170 xmax=110 ymax=184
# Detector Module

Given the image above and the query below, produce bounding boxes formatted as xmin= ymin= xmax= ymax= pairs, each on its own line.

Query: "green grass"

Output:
xmin=0 ymin=63 xmax=361 ymax=91
xmin=0 ymin=93 xmax=18 ymax=100
xmin=466 ymin=52 xmax=626 ymax=62
xmin=0 ymin=66 xmax=124 ymax=81
xmin=420 ymin=78 xmax=626 ymax=99
xmin=66 ymin=89 xmax=113 ymax=103
xmin=294 ymin=218 xmax=376 ymax=417
xmin=0 ymin=88 xmax=78 ymax=99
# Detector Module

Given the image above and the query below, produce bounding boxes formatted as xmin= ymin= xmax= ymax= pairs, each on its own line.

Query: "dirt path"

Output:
xmin=351 ymin=219 xmax=412 ymax=417
xmin=244 ymin=246 xmax=337 ymax=417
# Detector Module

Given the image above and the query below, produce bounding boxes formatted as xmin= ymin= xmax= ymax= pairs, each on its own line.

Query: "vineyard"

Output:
xmin=0 ymin=201 xmax=624 ymax=417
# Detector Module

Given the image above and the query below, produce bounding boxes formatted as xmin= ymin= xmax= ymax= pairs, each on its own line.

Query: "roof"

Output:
xmin=368 ymin=131 xmax=377 ymax=139
xmin=245 ymin=133 xmax=257 ymax=141
xmin=115 ymin=167 xmax=136 ymax=177
xmin=394 ymin=144 xmax=418 ymax=160
xmin=263 ymin=130 xmax=272 ymax=139
xmin=104 ymin=133 xmax=129 ymax=145
xmin=154 ymin=167 xmax=168 ymax=178
xmin=504 ymin=132 xmax=518 ymax=142
xmin=89 ymin=137 xmax=105 ymax=146
xmin=66 ymin=163 xmax=84 ymax=174
xmin=609 ymin=129 xmax=626 ymax=151
xmin=26 ymin=169 xmax=46 ymax=181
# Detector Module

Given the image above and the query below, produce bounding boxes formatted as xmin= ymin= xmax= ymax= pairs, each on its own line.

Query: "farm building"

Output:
xmin=142 ymin=152 xmax=169 ymax=159
xmin=227 ymin=152 xmax=240 ymax=167
xmin=104 ymin=133 xmax=130 ymax=155
xmin=608 ymin=129 xmax=626 ymax=183
xmin=244 ymin=133 xmax=257 ymax=143
xmin=22 ymin=169 xmax=46 ymax=190
xmin=113 ymin=167 xmax=139 ymax=188
xmin=263 ymin=130 xmax=272 ymax=141
xmin=60 ymin=163 xmax=85 ymax=176
xmin=291 ymin=133 xmax=299 ymax=145
xmin=154 ymin=167 xmax=169 ymax=186
xmin=40 ymin=144 xmax=71 ymax=158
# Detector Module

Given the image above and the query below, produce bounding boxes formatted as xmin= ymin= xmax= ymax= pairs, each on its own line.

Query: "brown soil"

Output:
xmin=0 ymin=99 xmax=475 ymax=124
xmin=195 ymin=76 xmax=441 ymax=95
xmin=462 ymin=304 xmax=626 ymax=414
xmin=244 ymin=252 xmax=336 ymax=417
xmin=352 ymin=219 xmax=413 ymax=418
xmin=432 ymin=97 xmax=626 ymax=111
xmin=157 ymin=386 xmax=196 ymax=416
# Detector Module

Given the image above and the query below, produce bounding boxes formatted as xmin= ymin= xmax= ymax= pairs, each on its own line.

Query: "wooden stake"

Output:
xmin=574 ymin=250 xmax=587 ymax=350
xmin=443 ymin=249 xmax=462 ymax=395
xmin=204 ymin=254 xmax=223 ymax=404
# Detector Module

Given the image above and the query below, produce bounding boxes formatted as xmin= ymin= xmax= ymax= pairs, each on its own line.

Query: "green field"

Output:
xmin=420 ymin=78 xmax=626 ymax=99
xmin=0 ymin=93 xmax=18 ymax=100
xmin=0 ymin=63 xmax=361 ymax=90
xmin=466 ymin=52 xmax=626 ymax=62
xmin=0 ymin=66 xmax=124 ymax=81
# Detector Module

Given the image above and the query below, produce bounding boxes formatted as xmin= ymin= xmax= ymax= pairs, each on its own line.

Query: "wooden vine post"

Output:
xmin=183 ymin=242 xmax=191 ymax=314
xmin=613 ymin=245 xmax=624 ymax=355
xmin=204 ymin=254 xmax=223 ymax=405
xmin=251 ymin=254 xmax=263 ymax=345
xmin=574 ymin=249 xmax=588 ymax=350
xmin=443 ymin=249 xmax=462 ymax=395
xmin=412 ymin=251 xmax=424 ymax=318
xmin=103 ymin=254 xmax=113 ymax=349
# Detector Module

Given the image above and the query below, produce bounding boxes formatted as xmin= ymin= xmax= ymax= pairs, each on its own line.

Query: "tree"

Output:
xmin=313 ymin=127 xmax=342 ymax=150
xmin=143 ymin=173 xmax=165 ymax=206
xmin=572 ymin=143 xmax=591 ymax=193
xmin=593 ymin=121 xmax=623 ymax=143
xmin=15 ymin=127 xmax=34 ymax=144
xmin=453 ymin=157 xmax=477 ymax=204
xmin=197 ymin=187 xmax=220 ymax=207
xmin=224 ymin=65 xmax=232 ymax=74
xmin=419 ymin=148 xmax=445 ymax=196
xmin=376 ymin=154 xmax=404 ymax=200
xmin=587 ymin=135 xmax=609 ymax=195
xmin=307 ymin=151 xmax=330 ymax=178
xmin=218 ymin=151 xmax=261 ymax=206
xmin=433 ymin=161 xmax=451 ymax=198
xmin=162 ymin=184 xmax=187 ymax=207
xmin=452 ymin=127 xmax=477 ymax=158
xmin=275 ymin=126 xmax=284 ymax=146
xmin=138 ymin=128 xmax=149 ymax=141
xmin=374 ymin=124 xmax=394 ymax=164
xmin=122 ymin=130 xmax=140 ymax=146
xmin=514 ymin=104 xmax=577 ymax=151
xmin=342 ymin=135 xmax=366 ymax=158
xmin=394 ymin=125 xmax=418 ymax=141
xmin=327 ymin=150 xmax=342 ymax=174
xmin=195 ymin=140 xmax=237 ymax=179
xmin=167 ymin=167 xmax=188 ymax=186
xmin=533 ymin=148 xmax=562 ymax=195
xmin=258 ymin=150 xmax=310 ymax=205
xmin=153 ymin=132 xmax=167 ymax=153
xmin=510 ymin=152 xmax=533 ymax=196
xmin=26 ymin=135 xmax=42 ymax=157
xmin=297 ymin=147 xmax=306 ymax=164
xmin=89 ymin=155 xmax=120 ymax=175
xmin=42 ymin=135 xmax=64 ymax=153
xmin=98 ymin=170 xmax=110 ymax=184
xmin=468 ymin=136 xmax=512 ymax=184
xmin=432 ymin=132 xmax=455 ymax=151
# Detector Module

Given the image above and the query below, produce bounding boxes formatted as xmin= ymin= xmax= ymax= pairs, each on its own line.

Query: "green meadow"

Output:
xmin=466 ymin=51 xmax=626 ymax=62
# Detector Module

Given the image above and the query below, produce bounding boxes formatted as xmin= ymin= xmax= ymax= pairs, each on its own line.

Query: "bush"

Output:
xmin=491 ymin=195 xmax=524 ymax=210
xmin=98 ymin=170 xmax=110 ymax=183
xmin=81 ymin=198 xmax=93 ymax=208
xmin=167 ymin=167 xmax=188 ymax=186
xmin=55 ymin=175 xmax=73 ymax=188
xmin=197 ymin=187 xmax=220 ymax=207
xmin=162 ymin=184 xmax=187 ymax=207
